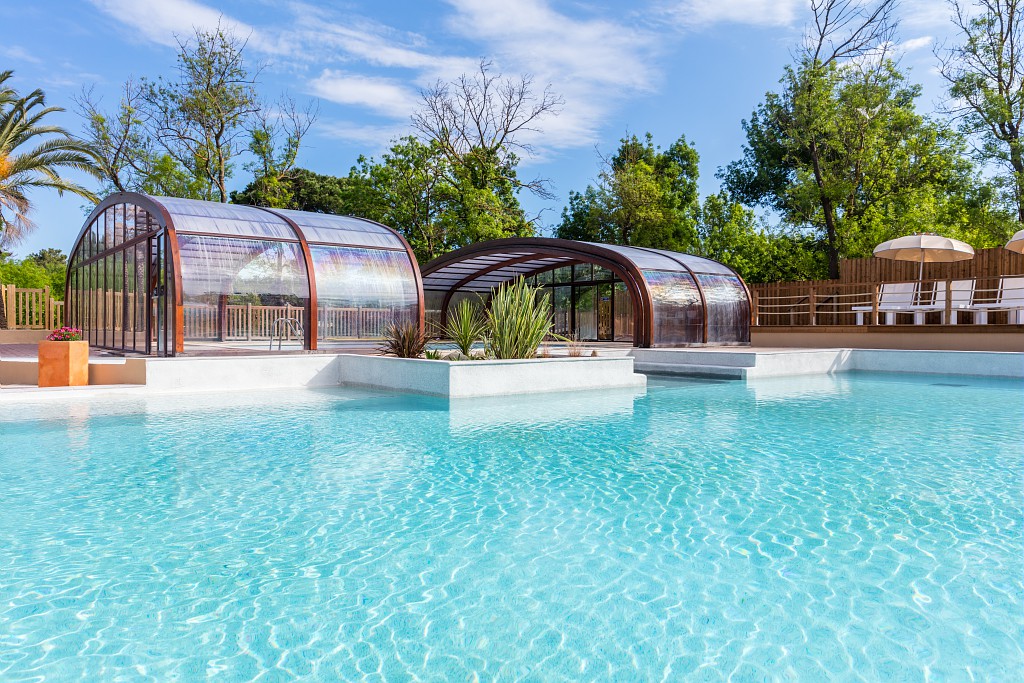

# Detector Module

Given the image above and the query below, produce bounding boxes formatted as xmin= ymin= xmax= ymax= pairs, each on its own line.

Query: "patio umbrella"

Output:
xmin=1005 ymin=228 xmax=1024 ymax=254
xmin=872 ymin=233 xmax=975 ymax=280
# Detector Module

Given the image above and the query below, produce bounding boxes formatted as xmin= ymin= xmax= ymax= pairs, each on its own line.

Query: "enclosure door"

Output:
xmin=597 ymin=283 xmax=613 ymax=341
xmin=149 ymin=232 xmax=170 ymax=356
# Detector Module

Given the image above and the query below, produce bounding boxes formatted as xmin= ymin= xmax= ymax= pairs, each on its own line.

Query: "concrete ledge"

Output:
xmin=0 ymin=330 xmax=48 ymax=344
xmin=633 ymin=347 xmax=1024 ymax=380
xmin=753 ymin=326 xmax=1024 ymax=352
xmin=142 ymin=354 xmax=342 ymax=392
xmin=337 ymin=354 xmax=646 ymax=397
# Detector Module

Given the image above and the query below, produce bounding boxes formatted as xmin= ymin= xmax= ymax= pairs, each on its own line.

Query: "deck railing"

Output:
xmin=1 ymin=284 xmax=65 ymax=330
xmin=182 ymin=304 xmax=395 ymax=340
xmin=751 ymin=277 xmax=1023 ymax=326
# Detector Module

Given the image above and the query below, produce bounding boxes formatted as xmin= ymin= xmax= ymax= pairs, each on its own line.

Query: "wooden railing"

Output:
xmin=182 ymin=304 xmax=397 ymax=340
xmin=1 ymin=284 xmax=65 ymax=330
xmin=751 ymin=277 xmax=1022 ymax=326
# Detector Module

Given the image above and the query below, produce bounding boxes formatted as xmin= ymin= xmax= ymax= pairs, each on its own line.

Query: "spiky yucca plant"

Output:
xmin=445 ymin=297 xmax=488 ymax=357
xmin=485 ymin=278 xmax=552 ymax=359
xmin=379 ymin=320 xmax=429 ymax=358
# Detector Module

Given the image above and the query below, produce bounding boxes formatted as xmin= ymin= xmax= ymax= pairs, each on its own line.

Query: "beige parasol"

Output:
xmin=1005 ymin=228 xmax=1024 ymax=254
xmin=872 ymin=233 xmax=975 ymax=280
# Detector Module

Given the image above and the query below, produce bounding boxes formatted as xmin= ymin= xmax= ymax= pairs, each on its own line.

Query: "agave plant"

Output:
xmin=379 ymin=320 xmax=429 ymax=358
xmin=444 ymin=297 xmax=488 ymax=357
xmin=485 ymin=278 xmax=553 ymax=359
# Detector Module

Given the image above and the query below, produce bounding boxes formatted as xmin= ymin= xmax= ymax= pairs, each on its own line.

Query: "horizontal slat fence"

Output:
xmin=751 ymin=247 xmax=1024 ymax=327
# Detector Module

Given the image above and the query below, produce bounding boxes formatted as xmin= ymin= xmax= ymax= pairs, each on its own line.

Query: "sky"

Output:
xmin=2 ymin=0 xmax=961 ymax=258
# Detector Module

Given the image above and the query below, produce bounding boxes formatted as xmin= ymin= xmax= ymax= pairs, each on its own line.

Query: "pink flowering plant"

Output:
xmin=46 ymin=327 xmax=84 ymax=342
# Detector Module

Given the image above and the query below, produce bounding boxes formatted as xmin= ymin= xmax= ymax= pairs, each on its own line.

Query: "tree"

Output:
xmin=240 ymin=98 xmax=317 ymax=208
xmin=0 ymin=71 xmax=101 ymax=247
xmin=232 ymin=168 xmax=350 ymax=213
xmin=141 ymin=24 xmax=261 ymax=202
xmin=413 ymin=59 xmax=561 ymax=233
xmin=938 ymin=0 xmax=1024 ymax=223
xmin=556 ymin=133 xmax=701 ymax=251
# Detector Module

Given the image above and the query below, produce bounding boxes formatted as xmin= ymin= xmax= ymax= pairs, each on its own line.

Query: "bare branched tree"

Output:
xmin=412 ymin=60 xmax=563 ymax=199
xmin=937 ymin=0 xmax=1024 ymax=222
xmin=804 ymin=0 xmax=898 ymax=67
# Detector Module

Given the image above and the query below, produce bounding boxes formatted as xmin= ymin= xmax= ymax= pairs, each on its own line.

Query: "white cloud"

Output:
xmin=88 ymin=0 xmax=263 ymax=49
xmin=317 ymin=120 xmax=412 ymax=148
xmin=670 ymin=0 xmax=804 ymax=27
xmin=899 ymin=36 xmax=934 ymax=53
xmin=1 ymin=45 xmax=42 ymax=65
xmin=308 ymin=70 xmax=420 ymax=117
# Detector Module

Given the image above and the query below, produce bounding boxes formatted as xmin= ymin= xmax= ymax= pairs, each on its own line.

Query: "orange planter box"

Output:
xmin=37 ymin=340 xmax=90 ymax=387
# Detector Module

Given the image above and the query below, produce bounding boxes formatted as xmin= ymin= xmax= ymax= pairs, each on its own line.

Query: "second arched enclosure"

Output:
xmin=422 ymin=238 xmax=750 ymax=347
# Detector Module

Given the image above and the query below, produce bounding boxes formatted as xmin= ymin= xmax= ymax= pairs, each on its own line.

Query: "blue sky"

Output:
xmin=3 ymin=0 xmax=957 ymax=257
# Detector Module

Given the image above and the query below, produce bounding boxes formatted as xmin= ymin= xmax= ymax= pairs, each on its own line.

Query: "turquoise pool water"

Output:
xmin=1 ymin=373 xmax=1021 ymax=680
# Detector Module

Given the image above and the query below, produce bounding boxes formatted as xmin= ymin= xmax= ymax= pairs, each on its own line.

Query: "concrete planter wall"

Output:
xmin=337 ymin=355 xmax=647 ymax=398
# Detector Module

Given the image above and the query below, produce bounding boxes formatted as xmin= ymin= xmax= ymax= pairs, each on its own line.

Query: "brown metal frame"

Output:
xmin=422 ymin=238 xmax=655 ymax=347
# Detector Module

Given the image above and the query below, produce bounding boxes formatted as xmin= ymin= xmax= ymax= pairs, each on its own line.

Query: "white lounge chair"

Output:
xmin=965 ymin=276 xmax=1024 ymax=324
xmin=852 ymin=282 xmax=918 ymax=325
xmin=902 ymin=279 xmax=976 ymax=324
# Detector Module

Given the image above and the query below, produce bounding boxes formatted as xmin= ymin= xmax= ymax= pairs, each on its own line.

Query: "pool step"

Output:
xmin=634 ymin=361 xmax=747 ymax=379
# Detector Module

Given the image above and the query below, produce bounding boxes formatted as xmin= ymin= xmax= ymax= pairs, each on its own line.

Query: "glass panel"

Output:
xmin=643 ymin=270 xmax=703 ymax=345
xmin=155 ymin=197 xmax=297 ymax=240
xmin=114 ymin=250 xmax=124 ymax=347
xmin=613 ymin=282 xmax=634 ymax=342
xmin=644 ymin=248 xmax=737 ymax=275
xmin=696 ymin=274 xmax=750 ymax=343
xmin=595 ymin=244 xmax=683 ymax=271
xmin=598 ymin=282 xmax=613 ymax=341
xmin=136 ymin=242 xmax=148 ymax=353
xmin=537 ymin=269 xmax=553 ymax=285
xmin=272 ymin=209 xmax=407 ymax=250
xmin=574 ymin=285 xmax=597 ymax=341
xmin=104 ymin=208 xmax=115 ymax=251
xmin=177 ymin=235 xmax=310 ymax=349
xmin=91 ymin=218 xmax=101 ymax=259
xmin=553 ymin=266 xmax=572 ymax=284
xmin=552 ymin=286 xmax=571 ymax=336
xmin=594 ymin=265 xmax=613 ymax=281
xmin=124 ymin=205 xmax=137 ymax=242
xmin=311 ymin=245 xmax=418 ymax=342
xmin=573 ymin=263 xmax=592 ymax=282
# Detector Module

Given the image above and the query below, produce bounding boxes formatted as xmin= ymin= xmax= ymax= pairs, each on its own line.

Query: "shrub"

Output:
xmin=379 ymin=320 xmax=428 ymax=358
xmin=485 ymin=278 xmax=552 ymax=359
xmin=445 ymin=297 xmax=488 ymax=357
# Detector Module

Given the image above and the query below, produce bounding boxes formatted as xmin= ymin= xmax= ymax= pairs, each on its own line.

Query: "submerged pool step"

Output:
xmin=634 ymin=361 xmax=747 ymax=379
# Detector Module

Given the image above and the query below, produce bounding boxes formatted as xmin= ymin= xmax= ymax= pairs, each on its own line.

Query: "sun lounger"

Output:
xmin=965 ymin=276 xmax=1024 ymax=324
xmin=901 ymin=279 xmax=975 ymax=324
xmin=851 ymin=282 xmax=918 ymax=325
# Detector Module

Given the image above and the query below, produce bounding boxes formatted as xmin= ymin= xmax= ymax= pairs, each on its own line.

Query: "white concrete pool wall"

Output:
xmin=632 ymin=348 xmax=1024 ymax=380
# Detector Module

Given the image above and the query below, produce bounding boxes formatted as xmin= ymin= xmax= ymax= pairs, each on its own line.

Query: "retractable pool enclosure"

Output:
xmin=65 ymin=193 xmax=423 ymax=356
xmin=422 ymin=238 xmax=751 ymax=347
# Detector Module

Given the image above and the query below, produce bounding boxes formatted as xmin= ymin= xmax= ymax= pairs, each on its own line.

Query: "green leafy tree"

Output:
xmin=556 ymin=133 xmax=701 ymax=251
xmin=938 ymin=0 xmax=1024 ymax=223
xmin=233 ymin=167 xmax=350 ymax=213
xmin=0 ymin=71 xmax=101 ymax=247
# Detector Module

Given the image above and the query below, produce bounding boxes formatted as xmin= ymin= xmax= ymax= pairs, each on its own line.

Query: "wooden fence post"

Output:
xmin=6 ymin=284 xmax=18 ymax=329
xmin=870 ymin=283 xmax=879 ymax=326
xmin=944 ymin=278 xmax=953 ymax=325
xmin=751 ymin=291 xmax=759 ymax=327
xmin=808 ymin=286 xmax=816 ymax=326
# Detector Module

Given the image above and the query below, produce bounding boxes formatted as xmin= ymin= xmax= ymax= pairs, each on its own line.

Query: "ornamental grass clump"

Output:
xmin=379 ymin=321 xmax=429 ymax=358
xmin=46 ymin=326 xmax=83 ymax=341
xmin=444 ymin=297 xmax=488 ymax=357
xmin=485 ymin=278 xmax=552 ymax=359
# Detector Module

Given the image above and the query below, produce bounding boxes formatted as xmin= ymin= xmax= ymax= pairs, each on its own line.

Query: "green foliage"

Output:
xmin=0 ymin=248 xmax=67 ymax=297
xmin=556 ymin=133 xmax=700 ymax=251
xmin=0 ymin=71 xmax=101 ymax=247
xmin=379 ymin=320 xmax=429 ymax=358
xmin=233 ymin=168 xmax=350 ymax=213
xmin=720 ymin=58 xmax=1012 ymax=277
xmin=443 ymin=297 xmax=488 ymax=357
xmin=485 ymin=278 xmax=552 ymax=360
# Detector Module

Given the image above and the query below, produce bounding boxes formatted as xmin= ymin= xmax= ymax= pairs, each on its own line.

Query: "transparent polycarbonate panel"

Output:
xmin=154 ymin=196 xmax=298 ymax=240
xmin=613 ymin=281 xmax=634 ymax=342
xmin=696 ymin=274 xmax=750 ymax=343
xmin=310 ymin=245 xmax=418 ymax=341
xmin=573 ymin=263 xmax=592 ymax=282
xmin=537 ymin=269 xmax=553 ymax=285
xmin=553 ymin=266 xmax=572 ymax=284
xmin=594 ymin=265 xmax=613 ymax=281
xmin=643 ymin=270 xmax=703 ymax=346
xmin=271 ymin=209 xmax=407 ymax=250
xmin=643 ymin=248 xmax=738 ymax=275
xmin=552 ymin=286 xmax=571 ymax=336
xmin=177 ymin=235 xmax=309 ymax=344
xmin=589 ymin=244 xmax=684 ymax=271
xmin=597 ymin=282 xmax=613 ymax=341
xmin=575 ymin=285 xmax=597 ymax=341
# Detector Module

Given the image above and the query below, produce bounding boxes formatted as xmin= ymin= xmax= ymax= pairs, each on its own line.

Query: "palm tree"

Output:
xmin=0 ymin=72 xmax=101 ymax=329
xmin=0 ymin=70 xmax=102 ymax=247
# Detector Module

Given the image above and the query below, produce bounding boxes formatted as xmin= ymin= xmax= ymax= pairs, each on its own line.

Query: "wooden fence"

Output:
xmin=183 ymin=304 xmax=395 ymax=340
xmin=1 ymin=284 xmax=65 ymax=330
xmin=750 ymin=247 xmax=1024 ymax=327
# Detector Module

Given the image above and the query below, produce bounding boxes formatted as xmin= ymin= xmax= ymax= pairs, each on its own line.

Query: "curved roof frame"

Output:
xmin=67 ymin=192 xmax=425 ymax=354
xmin=422 ymin=238 xmax=657 ymax=346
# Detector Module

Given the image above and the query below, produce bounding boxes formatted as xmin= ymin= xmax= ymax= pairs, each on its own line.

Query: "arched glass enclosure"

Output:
xmin=65 ymin=193 xmax=423 ymax=356
xmin=421 ymin=238 xmax=750 ymax=347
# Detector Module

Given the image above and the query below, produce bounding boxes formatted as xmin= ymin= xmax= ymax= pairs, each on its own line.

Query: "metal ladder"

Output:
xmin=270 ymin=318 xmax=303 ymax=350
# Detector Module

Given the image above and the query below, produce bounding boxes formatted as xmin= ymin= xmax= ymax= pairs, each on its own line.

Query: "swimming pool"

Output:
xmin=1 ymin=373 xmax=1021 ymax=680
